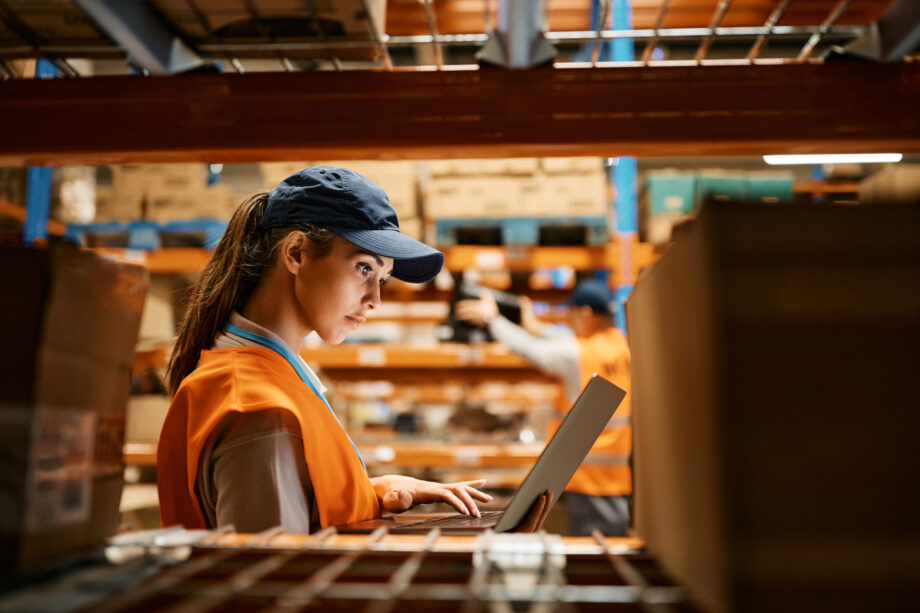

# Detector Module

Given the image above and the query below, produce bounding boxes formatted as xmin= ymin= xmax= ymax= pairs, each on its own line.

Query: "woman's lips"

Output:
xmin=346 ymin=314 xmax=365 ymax=328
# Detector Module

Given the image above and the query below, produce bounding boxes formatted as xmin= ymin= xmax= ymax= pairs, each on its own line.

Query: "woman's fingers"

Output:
xmin=457 ymin=480 xmax=492 ymax=503
xmin=468 ymin=487 xmax=493 ymax=503
xmin=515 ymin=491 xmax=551 ymax=533
xmin=451 ymin=485 xmax=481 ymax=518
xmin=437 ymin=489 xmax=470 ymax=515
xmin=537 ymin=491 xmax=553 ymax=528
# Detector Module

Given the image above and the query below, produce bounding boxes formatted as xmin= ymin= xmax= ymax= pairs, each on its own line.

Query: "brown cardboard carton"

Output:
xmin=425 ymin=176 xmax=521 ymax=219
xmin=523 ymin=172 xmax=608 ymax=217
xmin=859 ymin=164 xmax=920 ymax=204
xmin=626 ymin=202 xmax=920 ymax=613
xmin=0 ymin=244 xmax=147 ymax=577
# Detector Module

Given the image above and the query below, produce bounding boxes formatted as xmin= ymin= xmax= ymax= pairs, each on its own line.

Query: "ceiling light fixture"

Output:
xmin=763 ymin=154 xmax=903 ymax=165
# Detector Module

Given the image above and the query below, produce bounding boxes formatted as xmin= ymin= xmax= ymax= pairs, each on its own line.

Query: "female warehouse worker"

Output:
xmin=157 ymin=166 xmax=549 ymax=534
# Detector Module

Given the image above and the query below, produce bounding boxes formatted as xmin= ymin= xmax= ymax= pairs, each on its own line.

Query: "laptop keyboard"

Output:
xmin=395 ymin=510 xmax=504 ymax=529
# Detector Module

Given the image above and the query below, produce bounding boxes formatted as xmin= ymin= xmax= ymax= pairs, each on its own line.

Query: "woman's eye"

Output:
xmin=379 ymin=277 xmax=389 ymax=287
xmin=358 ymin=263 xmax=372 ymax=277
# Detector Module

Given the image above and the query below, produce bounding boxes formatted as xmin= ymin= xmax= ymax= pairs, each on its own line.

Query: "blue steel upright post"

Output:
xmin=610 ymin=0 xmax=636 ymax=333
xmin=23 ymin=60 xmax=58 ymax=245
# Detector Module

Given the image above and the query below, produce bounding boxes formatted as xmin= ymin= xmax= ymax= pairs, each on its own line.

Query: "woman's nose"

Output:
xmin=364 ymin=283 xmax=382 ymax=310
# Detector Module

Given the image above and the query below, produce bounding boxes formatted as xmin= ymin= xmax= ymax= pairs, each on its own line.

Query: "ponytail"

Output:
xmin=166 ymin=192 xmax=334 ymax=396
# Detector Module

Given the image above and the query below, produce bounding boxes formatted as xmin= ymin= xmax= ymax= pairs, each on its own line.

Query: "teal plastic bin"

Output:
xmin=746 ymin=175 xmax=795 ymax=203
xmin=696 ymin=173 xmax=747 ymax=204
xmin=647 ymin=174 xmax=697 ymax=215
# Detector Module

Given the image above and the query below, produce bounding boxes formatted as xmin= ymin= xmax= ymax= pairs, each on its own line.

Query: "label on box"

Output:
xmin=25 ymin=407 xmax=95 ymax=531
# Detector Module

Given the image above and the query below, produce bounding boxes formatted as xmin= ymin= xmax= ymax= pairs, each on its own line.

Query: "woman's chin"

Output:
xmin=318 ymin=329 xmax=349 ymax=345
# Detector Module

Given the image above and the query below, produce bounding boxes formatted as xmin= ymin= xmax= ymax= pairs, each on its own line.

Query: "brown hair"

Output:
xmin=166 ymin=192 xmax=335 ymax=396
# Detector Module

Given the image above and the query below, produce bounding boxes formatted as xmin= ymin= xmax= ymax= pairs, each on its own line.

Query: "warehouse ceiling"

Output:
xmin=0 ymin=0 xmax=914 ymax=77
xmin=1 ymin=1 xmax=918 ymax=164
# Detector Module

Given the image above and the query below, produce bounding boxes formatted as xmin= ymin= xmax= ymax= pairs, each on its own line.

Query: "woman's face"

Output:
xmin=294 ymin=236 xmax=394 ymax=344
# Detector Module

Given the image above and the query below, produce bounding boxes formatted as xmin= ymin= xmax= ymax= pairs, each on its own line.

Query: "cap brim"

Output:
xmin=331 ymin=228 xmax=445 ymax=284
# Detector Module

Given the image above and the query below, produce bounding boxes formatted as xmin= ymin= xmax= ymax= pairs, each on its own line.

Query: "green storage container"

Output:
xmin=746 ymin=174 xmax=795 ymax=203
xmin=647 ymin=173 xmax=697 ymax=215
xmin=696 ymin=173 xmax=747 ymax=204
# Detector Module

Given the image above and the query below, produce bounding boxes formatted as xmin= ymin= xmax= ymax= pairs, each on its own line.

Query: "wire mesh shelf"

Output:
xmin=83 ymin=526 xmax=697 ymax=612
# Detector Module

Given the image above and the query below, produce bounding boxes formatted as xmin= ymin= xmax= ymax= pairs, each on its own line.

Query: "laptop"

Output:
xmin=338 ymin=374 xmax=627 ymax=534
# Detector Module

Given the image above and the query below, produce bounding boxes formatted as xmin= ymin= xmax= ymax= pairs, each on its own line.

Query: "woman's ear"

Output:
xmin=279 ymin=231 xmax=309 ymax=275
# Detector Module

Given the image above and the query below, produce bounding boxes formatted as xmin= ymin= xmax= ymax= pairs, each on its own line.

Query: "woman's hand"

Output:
xmin=514 ymin=490 xmax=553 ymax=533
xmin=370 ymin=475 xmax=493 ymax=518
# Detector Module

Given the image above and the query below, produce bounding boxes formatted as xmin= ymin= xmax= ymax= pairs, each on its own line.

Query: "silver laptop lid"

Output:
xmin=494 ymin=374 xmax=627 ymax=532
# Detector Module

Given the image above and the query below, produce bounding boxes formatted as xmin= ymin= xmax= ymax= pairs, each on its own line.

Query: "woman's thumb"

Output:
xmin=382 ymin=489 xmax=413 ymax=512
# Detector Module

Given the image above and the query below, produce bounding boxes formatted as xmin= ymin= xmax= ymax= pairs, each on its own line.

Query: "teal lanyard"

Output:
xmin=224 ymin=323 xmax=367 ymax=473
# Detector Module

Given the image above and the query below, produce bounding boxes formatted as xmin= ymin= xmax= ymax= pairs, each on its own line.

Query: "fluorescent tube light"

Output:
xmin=763 ymin=154 xmax=902 ymax=165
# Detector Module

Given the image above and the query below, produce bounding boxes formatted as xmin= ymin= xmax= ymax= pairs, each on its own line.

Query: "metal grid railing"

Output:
xmin=89 ymin=526 xmax=696 ymax=613
xmin=0 ymin=0 xmax=880 ymax=77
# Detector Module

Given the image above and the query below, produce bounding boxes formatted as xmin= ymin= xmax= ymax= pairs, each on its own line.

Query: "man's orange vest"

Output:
xmin=157 ymin=346 xmax=380 ymax=529
xmin=550 ymin=327 xmax=632 ymax=496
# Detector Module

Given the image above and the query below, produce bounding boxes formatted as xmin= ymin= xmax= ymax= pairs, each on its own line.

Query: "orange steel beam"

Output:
xmin=0 ymin=198 xmax=66 ymax=235
xmin=1 ymin=62 xmax=918 ymax=166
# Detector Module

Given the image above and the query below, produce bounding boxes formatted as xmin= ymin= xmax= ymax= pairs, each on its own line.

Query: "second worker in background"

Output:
xmin=455 ymin=279 xmax=632 ymax=536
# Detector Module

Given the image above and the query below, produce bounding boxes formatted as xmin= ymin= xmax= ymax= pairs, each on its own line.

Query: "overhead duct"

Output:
xmin=477 ymin=0 xmax=557 ymax=69
xmin=828 ymin=0 xmax=920 ymax=62
xmin=74 ymin=0 xmax=208 ymax=74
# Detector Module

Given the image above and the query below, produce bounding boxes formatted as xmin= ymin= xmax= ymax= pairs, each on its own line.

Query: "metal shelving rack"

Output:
xmin=0 ymin=0 xmax=902 ymax=78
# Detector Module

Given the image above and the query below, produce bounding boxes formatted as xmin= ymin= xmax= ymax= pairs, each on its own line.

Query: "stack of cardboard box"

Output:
xmin=425 ymin=157 xmax=607 ymax=219
xmin=0 ymin=245 xmax=147 ymax=577
xmin=95 ymin=165 xmax=237 ymax=223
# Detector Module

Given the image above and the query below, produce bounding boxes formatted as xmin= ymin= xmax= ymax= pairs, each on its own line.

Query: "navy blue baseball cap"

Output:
xmin=569 ymin=279 xmax=615 ymax=316
xmin=261 ymin=166 xmax=444 ymax=283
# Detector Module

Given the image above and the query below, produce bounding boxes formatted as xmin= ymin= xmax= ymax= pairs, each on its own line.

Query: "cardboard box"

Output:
xmin=0 ymin=245 xmax=147 ymax=577
xmin=94 ymin=186 xmax=144 ymax=222
xmin=643 ymin=211 xmax=687 ymax=244
xmin=626 ymin=202 xmax=920 ymax=613
xmin=425 ymin=176 xmax=522 ymax=219
xmin=859 ymin=163 xmax=920 ymax=204
xmin=398 ymin=216 xmax=423 ymax=241
xmin=146 ymin=185 xmax=237 ymax=222
xmin=428 ymin=158 xmax=544 ymax=177
xmin=138 ymin=276 xmax=177 ymax=344
xmin=113 ymin=165 xmax=207 ymax=194
xmin=523 ymin=172 xmax=608 ymax=217
xmin=426 ymin=159 xmax=491 ymax=177
xmin=125 ymin=395 xmax=171 ymax=444
xmin=541 ymin=157 xmax=603 ymax=174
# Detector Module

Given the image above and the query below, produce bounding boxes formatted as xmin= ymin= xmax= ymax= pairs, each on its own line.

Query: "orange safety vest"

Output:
xmin=157 ymin=346 xmax=380 ymax=529
xmin=550 ymin=327 xmax=632 ymax=496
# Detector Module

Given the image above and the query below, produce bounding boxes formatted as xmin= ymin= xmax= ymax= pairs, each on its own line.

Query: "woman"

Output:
xmin=157 ymin=166 xmax=549 ymax=534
